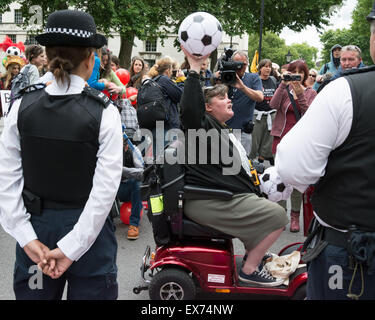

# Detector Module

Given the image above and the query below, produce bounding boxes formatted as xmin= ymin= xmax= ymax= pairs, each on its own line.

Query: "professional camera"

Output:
xmin=217 ymin=47 xmax=244 ymax=85
xmin=282 ymin=74 xmax=302 ymax=82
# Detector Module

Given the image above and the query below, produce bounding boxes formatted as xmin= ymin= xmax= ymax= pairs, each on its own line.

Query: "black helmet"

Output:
xmin=367 ymin=1 xmax=375 ymax=22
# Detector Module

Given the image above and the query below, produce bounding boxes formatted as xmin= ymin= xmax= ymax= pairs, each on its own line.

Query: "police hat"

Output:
xmin=35 ymin=10 xmax=107 ymax=48
xmin=367 ymin=1 xmax=375 ymax=22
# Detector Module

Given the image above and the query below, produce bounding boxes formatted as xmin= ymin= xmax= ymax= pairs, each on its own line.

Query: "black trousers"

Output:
xmin=307 ymin=244 xmax=375 ymax=300
xmin=13 ymin=208 xmax=118 ymax=300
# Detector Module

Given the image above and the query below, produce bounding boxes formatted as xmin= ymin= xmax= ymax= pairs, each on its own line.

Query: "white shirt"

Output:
xmin=0 ymin=74 xmax=123 ymax=261
xmin=275 ymin=77 xmax=353 ymax=230
xmin=20 ymin=64 xmax=40 ymax=85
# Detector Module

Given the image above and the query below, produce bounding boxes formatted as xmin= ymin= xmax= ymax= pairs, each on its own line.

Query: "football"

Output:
xmin=178 ymin=12 xmax=223 ymax=56
xmin=259 ymin=166 xmax=293 ymax=202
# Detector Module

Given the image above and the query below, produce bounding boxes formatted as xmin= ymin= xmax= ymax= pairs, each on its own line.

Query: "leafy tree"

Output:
xmin=1 ymin=0 xmax=171 ymax=68
xmin=2 ymin=0 xmax=346 ymax=68
xmin=320 ymin=0 xmax=373 ymax=66
xmin=289 ymin=43 xmax=319 ymax=69
xmin=350 ymin=0 xmax=373 ymax=65
xmin=248 ymin=32 xmax=318 ymax=69
xmin=320 ymin=29 xmax=356 ymax=64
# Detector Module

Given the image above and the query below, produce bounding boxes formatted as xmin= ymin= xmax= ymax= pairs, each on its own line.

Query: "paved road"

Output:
xmin=0 ymin=210 xmax=305 ymax=300
xmin=0 ymin=118 xmax=305 ymax=300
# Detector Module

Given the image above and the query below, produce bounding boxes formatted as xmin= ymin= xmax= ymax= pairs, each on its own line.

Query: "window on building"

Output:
xmin=145 ymin=39 xmax=157 ymax=52
xmin=14 ymin=9 xmax=23 ymax=24
xmin=144 ymin=59 xmax=155 ymax=68
xmin=0 ymin=14 xmax=2 ymax=24
xmin=26 ymin=36 xmax=38 ymax=45
xmin=7 ymin=34 xmax=17 ymax=43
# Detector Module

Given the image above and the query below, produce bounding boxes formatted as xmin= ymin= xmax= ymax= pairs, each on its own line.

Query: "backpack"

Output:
xmin=136 ymin=75 xmax=169 ymax=129
xmin=9 ymin=64 xmax=32 ymax=107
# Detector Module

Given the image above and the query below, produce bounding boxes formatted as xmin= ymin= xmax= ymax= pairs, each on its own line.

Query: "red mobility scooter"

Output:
xmin=133 ymin=144 xmax=309 ymax=300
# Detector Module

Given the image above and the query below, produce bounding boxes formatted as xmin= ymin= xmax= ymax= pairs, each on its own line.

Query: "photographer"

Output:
xmin=216 ymin=51 xmax=263 ymax=156
xmin=270 ymin=59 xmax=317 ymax=233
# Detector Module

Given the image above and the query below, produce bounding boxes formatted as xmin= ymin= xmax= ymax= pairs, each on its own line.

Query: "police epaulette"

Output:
xmin=12 ymin=83 xmax=46 ymax=103
xmin=343 ymin=65 xmax=375 ymax=76
xmin=17 ymin=83 xmax=46 ymax=96
xmin=82 ymin=86 xmax=111 ymax=108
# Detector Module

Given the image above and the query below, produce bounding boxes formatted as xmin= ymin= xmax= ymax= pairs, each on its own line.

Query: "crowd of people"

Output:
xmin=1 ymin=3 xmax=375 ymax=300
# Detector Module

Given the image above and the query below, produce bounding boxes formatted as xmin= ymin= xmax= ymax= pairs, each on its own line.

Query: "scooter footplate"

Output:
xmin=235 ymin=256 xmax=304 ymax=289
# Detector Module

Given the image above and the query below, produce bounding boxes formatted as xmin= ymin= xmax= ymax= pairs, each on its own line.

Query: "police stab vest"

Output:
xmin=17 ymin=86 xmax=110 ymax=208
xmin=311 ymin=66 xmax=375 ymax=231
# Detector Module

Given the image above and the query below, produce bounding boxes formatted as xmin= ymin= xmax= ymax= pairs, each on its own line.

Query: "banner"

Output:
xmin=250 ymin=50 xmax=259 ymax=73
xmin=0 ymin=90 xmax=11 ymax=116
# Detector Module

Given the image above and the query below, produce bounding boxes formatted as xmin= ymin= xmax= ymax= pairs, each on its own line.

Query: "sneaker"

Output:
xmin=238 ymin=266 xmax=284 ymax=287
xmin=241 ymin=251 xmax=273 ymax=267
xmin=127 ymin=225 xmax=139 ymax=240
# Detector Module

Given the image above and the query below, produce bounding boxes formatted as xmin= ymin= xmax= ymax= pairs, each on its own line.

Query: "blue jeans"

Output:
xmin=117 ymin=179 xmax=142 ymax=227
xmin=307 ymin=244 xmax=375 ymax=300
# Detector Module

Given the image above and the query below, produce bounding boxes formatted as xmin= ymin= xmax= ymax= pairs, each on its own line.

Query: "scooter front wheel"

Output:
xmin=149 ymin=268 xmax=196 ymax=300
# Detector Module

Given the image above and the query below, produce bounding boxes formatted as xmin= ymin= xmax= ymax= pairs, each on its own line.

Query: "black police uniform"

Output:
xmin=307 ymin=66 xmax=375 ymax=300
xmin=13 ymin=85 xmax=119 ymax=300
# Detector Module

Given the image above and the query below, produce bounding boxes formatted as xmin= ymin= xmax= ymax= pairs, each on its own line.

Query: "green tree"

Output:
xmin=4 ymin=0 xmax=171 ymax=68
xmin=248 ymin=32 xmax=318 ymax=69
xmin=350 ymin=0 xmax=373 ymax=65
xmin=289 ymin=42 xmax=319 ymax=69
xmin=2 ymin=0 xmax=346 ymax=68
xmin=320 ymin=0 xmax=373 ymax=66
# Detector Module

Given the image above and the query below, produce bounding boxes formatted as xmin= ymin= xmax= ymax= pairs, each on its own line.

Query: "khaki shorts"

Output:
xmin=184 ymin=193 xmax=288 ymax=251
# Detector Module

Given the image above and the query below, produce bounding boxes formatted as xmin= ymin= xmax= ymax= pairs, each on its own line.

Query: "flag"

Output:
xmin=250 ymin=50 xmax=259 ymax=73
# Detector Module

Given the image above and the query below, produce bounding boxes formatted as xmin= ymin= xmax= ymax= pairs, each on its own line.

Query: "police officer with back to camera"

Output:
xmin=0 ymin=10 xmax=123 ymax=300
xmin=275 ymin=2 xmax=375 ymax=300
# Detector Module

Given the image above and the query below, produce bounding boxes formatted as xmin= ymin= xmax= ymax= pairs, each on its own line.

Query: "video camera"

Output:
xmin=282 ymin=74 xmax=302 ymax=82
xmin=217 ymin=47 xmax=244 ymax=85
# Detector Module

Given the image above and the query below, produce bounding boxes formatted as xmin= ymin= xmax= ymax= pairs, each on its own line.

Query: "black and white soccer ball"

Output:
xmin=178 ymin=12 xmax=223 ymax=56
xmin=259 ymin=166 xmax=293 ymax=202
xmin=6 ymin=46 xmax=21 ymax=56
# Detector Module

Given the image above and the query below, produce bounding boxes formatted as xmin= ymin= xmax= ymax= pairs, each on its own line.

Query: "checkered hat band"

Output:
xmin=45 ymin=27 xmax=93 ymax=38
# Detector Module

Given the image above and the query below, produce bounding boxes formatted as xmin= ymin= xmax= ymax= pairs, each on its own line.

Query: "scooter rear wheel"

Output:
xmin=149 ymin=268 xmax=196 ymax=300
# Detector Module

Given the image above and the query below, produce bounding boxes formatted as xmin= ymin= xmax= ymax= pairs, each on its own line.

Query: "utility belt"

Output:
xmin=303 ymin=218 xmax=375 ymax=299
xmin=303 ymin=218 xmax=375 ymax=274
xmin=22 ymin=188 xmax=86 ymax=215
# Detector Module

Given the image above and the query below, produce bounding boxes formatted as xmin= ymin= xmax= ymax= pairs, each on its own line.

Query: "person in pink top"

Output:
xmin=270 ymin=59 xmax=317 ymax=233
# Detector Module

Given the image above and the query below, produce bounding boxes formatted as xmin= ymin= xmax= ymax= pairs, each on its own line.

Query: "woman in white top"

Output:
xmin=22 ymin=44 xmax=45 ymax=84
xmin=0 ymin=10 xmax=123 ymax=300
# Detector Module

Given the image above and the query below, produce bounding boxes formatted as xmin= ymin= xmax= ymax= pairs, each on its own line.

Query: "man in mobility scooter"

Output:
xmin=134 ymin=46 xmax=308 ymax=300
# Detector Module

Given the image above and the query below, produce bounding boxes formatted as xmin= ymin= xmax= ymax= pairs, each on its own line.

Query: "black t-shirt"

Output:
xmin=255 ymin=77 xmax=277 ymax=112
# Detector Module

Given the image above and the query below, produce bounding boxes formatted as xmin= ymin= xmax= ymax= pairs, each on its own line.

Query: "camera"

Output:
xmin=217 ymin=47 xmax=244 ymax=85
xmin=243 ymin=120 xmax=254 ymax=134
xmin=282 ymin=74 xmax=302 ymax=82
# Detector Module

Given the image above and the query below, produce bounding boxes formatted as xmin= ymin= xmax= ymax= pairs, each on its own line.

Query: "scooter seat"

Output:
xmin=180 ymin=217 xmax=234 ymax=240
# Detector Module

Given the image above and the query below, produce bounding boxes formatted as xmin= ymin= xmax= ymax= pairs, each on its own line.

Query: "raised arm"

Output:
xmin=180 ymin=45 xmax=211 ymax=129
